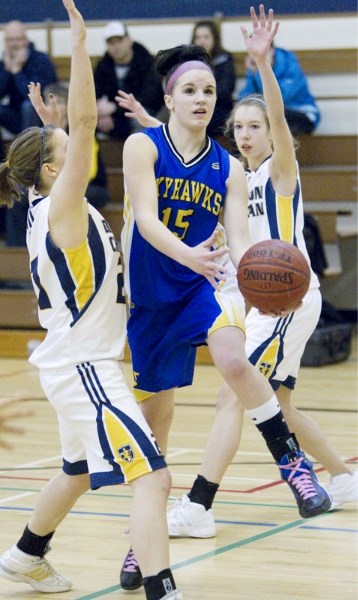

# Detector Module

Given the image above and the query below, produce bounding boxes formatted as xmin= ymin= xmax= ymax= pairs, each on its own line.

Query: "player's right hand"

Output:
xmin=186 ymin=230 xmax=229 ymax=290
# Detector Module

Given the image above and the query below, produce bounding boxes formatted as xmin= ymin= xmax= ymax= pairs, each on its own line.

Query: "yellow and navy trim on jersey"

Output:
xmin=248 ymin=313 xmax=294 ymax=381
xmin=246 ymin=155 xmax=319 ymax=291
xmin=31 ymin=214 xmax=107 ymax=326
xmin=247 ymin=157 xmax=301 ymax=246
xmin=266 ymin=179 xmax=299 ymax=245
xmin=249 ymin=174 xmax=300 ymax=245
xmin=27 ymin=194 xmax=45 ymax=227
xmin=76 ymin=362 xmax=164 ymax=482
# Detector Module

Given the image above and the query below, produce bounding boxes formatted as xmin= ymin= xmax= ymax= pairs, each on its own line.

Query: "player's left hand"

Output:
xmin=28 ymin=82 xmax=61 ymax=127
xmin=240 ymin=4 xmax=280 ymax=63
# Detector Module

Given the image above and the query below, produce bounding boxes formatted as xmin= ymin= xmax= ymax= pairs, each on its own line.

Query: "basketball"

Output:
xmin=237 ymin=240 xmax=311 ymax=313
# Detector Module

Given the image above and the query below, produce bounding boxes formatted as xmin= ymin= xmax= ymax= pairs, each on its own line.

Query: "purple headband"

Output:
xmin=165 ymin=60 xmax=213 ymax=95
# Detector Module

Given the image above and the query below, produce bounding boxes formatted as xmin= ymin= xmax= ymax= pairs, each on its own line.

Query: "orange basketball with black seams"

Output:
xmin=237 ymin=239 xmax=311 ymax=313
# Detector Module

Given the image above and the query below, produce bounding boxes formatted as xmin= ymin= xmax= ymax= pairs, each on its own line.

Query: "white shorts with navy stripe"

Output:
xmin=39 ymin=360 xmax=165 ymax=489
xmin=245 ymin=288 xmax=322 ymax=390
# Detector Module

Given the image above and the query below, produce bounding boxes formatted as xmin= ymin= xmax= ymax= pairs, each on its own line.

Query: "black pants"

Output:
xmin=285 ymin=109 xmax=316 ymax=135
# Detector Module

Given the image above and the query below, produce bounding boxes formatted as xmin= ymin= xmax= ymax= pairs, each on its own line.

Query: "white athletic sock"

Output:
xmin=246 ymin=395 xmax=280 ymax=425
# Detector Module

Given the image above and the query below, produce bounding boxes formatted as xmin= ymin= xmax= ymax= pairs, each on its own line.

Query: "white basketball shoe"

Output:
xmin=328 ymin=470 xmax=358 ymax=509
xmin=0 ymin=544 xmax=72 ymax=593
xmin=167 ymin=494 xmax=216 ymax=538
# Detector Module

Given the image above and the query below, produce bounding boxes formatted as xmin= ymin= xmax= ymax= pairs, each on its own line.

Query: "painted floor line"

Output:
xmin=72 ymin=515 xmax=337 ymax=600
xmin=0 ymin=492 xmax=34 ymax=503
xmin=0 ymin=504 xmax=355 ymax=534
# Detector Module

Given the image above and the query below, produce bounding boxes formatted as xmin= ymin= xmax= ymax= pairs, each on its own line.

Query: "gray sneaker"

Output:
xmin=0 ymin=544 xmax=72 ymax=593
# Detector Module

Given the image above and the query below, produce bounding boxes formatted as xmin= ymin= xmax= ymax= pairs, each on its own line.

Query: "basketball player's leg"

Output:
xmin=198 ymin=382 xmax=244 ymax=484
xmin=168 ymin=324 xmax=331 ymax=537
xmin=0 ymin=470 xmax=86 ymax=592
xmin=83 ymin=362 xmax=178 ymax=598
xmin=139 ymin=389 xmax=175 ymax=456
xmin=276 ymin=384 xmax=357 ymax=508
xmin=247 ymin=289 xmax=353 ymax=477
xmin=130 ymin=467 xmax=172 ymax=578
xmin=167 ymin=327 xmax=275 ymax=538
xmin=28 ymin=471 xmax=90 ymax=536
xmin=119 ymin=392 xmax=175 ymax=593
xmin=165 ymin=375 xmax=245 ymax=540
xmin=201 ymin=301 xmax=353 ymax=512
xmin=122 ymin=460 xmax=180 ymax=596
xmin=185 ymin=285 xmax=261 ymax=484
xmin=277 ymin=385 xmax=353 ymax=477
xmin=209 ymin=326 xmax=274 ymax=404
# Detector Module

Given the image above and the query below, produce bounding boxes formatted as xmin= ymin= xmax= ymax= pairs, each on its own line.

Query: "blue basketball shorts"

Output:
xmin=128 ymin=279 xmax=246 ymax=400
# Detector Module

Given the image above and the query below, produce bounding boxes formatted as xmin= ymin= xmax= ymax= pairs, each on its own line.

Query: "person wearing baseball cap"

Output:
xmin=94 ymin=21 xmax=164 ymax=140
xmin=103 ymin=20 xmax=128 ymax=40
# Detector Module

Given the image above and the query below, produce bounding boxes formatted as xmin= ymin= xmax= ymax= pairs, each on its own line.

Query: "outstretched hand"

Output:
xmin=115 ymin=91 xmax=147 ymax=121
xmin=240 ymin=4 xmax=279 ymax=63
xmin=62 ymin=0 xmax=86 ymax=42
xmin=28 ymin=82 xmax=61 ymax=127
xmin=115 ymin=90 xmax=162 ymax=128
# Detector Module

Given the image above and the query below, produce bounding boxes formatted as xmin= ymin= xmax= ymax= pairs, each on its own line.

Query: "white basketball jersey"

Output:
xmin=26 ymin=196 xmax=126 ymax=369
xmin=246 ymin=157 xmax=319 ymax=290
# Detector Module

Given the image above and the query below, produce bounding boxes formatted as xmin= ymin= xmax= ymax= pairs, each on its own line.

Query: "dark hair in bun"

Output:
xmin=155 ymin=44 xmax=212 ymax=79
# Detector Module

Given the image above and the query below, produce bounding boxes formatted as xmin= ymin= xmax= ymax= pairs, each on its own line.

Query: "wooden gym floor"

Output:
xmin=0 ymin=339 xmax=357 ymax=600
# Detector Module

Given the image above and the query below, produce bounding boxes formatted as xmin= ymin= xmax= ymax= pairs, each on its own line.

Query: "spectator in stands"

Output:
xmin=0 ymin=20 xmax=58 ymax=136
xmin=94 ymin=21 xmax=164 ymax=140
xmin=0 ymin=135 xmax=6 ymax=238
xmin=238 ymin=42 xmax=320 ymax=134
xmin=5 ymin=83 xmax=111 ymax=247
xmin=43 ymin=83 xmax=110 ymax=210
xmin=191 ymin=20 xmax=236 ymax=137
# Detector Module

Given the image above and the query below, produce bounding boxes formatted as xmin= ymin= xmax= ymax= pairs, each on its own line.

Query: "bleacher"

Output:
xmin=0 ymin=16 xmax=356 ymax=355
xmin=48 ymin=46 xmax=358 ymax=241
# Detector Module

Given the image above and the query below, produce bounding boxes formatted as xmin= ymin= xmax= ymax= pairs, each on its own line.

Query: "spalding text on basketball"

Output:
xmin=242 ymin=268 xmax=294 ymax=284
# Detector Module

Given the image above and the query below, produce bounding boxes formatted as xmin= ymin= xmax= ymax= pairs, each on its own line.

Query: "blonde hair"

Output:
xmin=0 ymin=126 xmax=56 ymax=208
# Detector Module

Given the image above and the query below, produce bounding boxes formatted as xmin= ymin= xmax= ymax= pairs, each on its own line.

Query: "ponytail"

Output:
xmin=0 ymin=126 xmax=55 ymax=208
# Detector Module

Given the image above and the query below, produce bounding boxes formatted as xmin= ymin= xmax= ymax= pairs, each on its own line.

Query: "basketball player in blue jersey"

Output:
xmin=0 ymin=3 xmax=180 ymax=599
xmin=119 ymin=32 xmax=331 ymax=588
xmin=165 ymin=5 xmax=357 ymax=541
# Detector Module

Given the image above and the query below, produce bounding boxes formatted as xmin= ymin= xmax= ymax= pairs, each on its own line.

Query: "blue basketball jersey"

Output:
xmin=121 ymin=124 xmax=230 ymax=309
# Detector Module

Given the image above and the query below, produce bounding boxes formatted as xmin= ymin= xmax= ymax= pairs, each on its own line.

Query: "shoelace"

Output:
xmin=279 ymin=455 xmax=319 ymax=500
xmin=167 ymin=500 xmax=194 ymax=527
xmin=122 ymin=549 xmax=139 ymax=573
xmin=167 ymin=500 xmax=201 ymax=528
xmin=24 ymin=558 xmax=64 ymax=582
xmin=167 ymin=498 xmax=184 ymax=516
